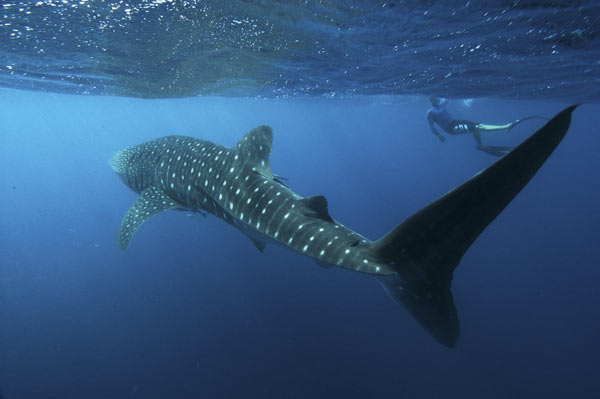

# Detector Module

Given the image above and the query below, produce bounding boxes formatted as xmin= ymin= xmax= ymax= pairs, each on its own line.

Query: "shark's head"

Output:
xmin=109 ymin=148 xmax=136 ymax=188
xmin=109 ymin=142 xmax=158 ymax=194
xmin=109 ymin=149 xmax=128 ymax=176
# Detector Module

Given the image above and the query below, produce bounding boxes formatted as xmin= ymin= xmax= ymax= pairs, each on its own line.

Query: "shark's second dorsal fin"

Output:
xmin=119 ymin=186 xmax=179 ymax=250
xmin=235 ymin=125 xmax=273 ymax=175
xmin=298 ymin=195 xmax=334 ymax=223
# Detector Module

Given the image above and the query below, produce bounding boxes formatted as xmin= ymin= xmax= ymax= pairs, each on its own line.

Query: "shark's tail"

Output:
xmin=371 ymin=105 xmax=578 ymax=347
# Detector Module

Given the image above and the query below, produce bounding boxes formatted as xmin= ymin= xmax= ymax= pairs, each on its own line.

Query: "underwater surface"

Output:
xmin=1 ymin=1 xmax=600 ymax=399
xmin=1 ymin=0 xmax=600 ymax=100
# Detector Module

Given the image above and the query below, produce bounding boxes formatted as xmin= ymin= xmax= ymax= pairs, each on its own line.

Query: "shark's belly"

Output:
xmin=151 ymin=138 xmax=392 ymax=275
xmin=189 ymin=189 xmax=389 ymax=274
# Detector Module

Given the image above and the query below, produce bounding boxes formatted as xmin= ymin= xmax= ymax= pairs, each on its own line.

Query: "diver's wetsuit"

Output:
xmin=426 ymin=106 xmax=454 ymax=133
xmin=427 ymin=104 xmax=513 ymax=157
xmin=427 ymin=106 xmax=480 ymax=135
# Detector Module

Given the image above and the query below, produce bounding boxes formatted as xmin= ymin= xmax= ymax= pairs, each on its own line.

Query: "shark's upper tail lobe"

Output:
xmin=371 ymin=105 xmax=578 ymax=347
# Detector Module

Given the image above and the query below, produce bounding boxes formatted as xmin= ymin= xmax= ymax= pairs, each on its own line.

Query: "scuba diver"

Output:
xmin=426 ymin=96 xmax=547 ymax=157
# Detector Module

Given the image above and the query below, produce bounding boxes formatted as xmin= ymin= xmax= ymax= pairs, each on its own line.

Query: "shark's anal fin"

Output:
xmin=372 ymin=105 xmax=577 ymax=347
xmin=249 ymin=237 xmax=266 ymax=252
xmin=298 ymin=195 xmax=335 ymax=223
xmin=119 ymin=186 xmax=178 ymax=251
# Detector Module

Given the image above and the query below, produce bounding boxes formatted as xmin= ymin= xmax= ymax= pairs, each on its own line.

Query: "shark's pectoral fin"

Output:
xmin=298 ymin=195 xmax=334 ymax=223
xmin=118 ymin=186 xmax=179 ymax=250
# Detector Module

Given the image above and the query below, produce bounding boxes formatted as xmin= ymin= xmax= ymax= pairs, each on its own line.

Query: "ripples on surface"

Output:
xmin=0 ymin=0 xmax=599 ymax=100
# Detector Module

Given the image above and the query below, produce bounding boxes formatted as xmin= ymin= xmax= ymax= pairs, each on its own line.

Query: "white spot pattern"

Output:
xmin=112 ymin=129 xmax=381 ymax=275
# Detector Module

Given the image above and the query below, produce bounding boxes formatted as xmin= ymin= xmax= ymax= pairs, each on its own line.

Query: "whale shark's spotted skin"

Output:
xmin=110 ymin=126 xmax=393 ymax=274
xmin=110 ymin=107 xmax=576 ymax=348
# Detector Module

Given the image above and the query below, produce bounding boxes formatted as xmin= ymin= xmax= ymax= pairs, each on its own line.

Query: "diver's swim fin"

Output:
xmin=508 ymin=115 xmax=550 ymax=132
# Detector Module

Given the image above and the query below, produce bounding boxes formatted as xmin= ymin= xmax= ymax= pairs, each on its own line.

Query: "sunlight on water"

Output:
xmin=0 ymin=1 xmax=599 ymax=99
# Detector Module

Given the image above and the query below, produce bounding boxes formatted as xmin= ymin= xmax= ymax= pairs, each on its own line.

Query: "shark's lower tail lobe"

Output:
xmin=372 ymin=105 xmax=577 ymax=347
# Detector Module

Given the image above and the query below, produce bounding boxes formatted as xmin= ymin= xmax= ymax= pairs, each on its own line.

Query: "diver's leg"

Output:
xmin=450 ymin=120 xmax=479 ymax=136
xmin=457 ymin=121 xmax=484 ymax=147
xmin=475 ymin=122 xmax=513 ymax=132
xmin=472 ymin=129 xmax=483 ymax=147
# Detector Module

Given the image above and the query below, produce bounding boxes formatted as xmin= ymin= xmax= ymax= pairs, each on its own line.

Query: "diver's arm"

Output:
xmin=428 ymin=117 xmax=446 ymax=142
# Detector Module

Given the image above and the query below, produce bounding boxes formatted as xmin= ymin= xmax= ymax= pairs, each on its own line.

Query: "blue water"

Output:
xmin=1 ymin=1 xmax=600 ymax=398
xmin=1 ymin=91 xmax=599 ymax=398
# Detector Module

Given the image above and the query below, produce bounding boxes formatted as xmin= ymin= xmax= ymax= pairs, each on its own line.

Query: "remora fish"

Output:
xmin=110 ymin=105 xmax=577 ymax=347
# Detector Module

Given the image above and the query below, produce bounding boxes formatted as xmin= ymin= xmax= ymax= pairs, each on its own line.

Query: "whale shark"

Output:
xmin=110 ymin=105 xmax=577 ymax=347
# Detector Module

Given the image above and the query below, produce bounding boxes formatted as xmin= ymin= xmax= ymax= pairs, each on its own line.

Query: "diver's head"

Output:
xmin=429 ymin=96 xmax=448 ymax=107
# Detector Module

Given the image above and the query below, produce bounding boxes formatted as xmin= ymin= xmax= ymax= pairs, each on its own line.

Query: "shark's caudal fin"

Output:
xmin=372 ymin=105 xmax=577 ymax=347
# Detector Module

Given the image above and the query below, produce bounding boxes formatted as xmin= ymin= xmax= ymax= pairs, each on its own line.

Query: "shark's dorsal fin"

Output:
xmin=298 ymin=195 xmax=334 ymax=223
xmin=119 ymin=186 xmax=179 ymax=250
xmin=235 ymin=125 xmax=273 ymax=175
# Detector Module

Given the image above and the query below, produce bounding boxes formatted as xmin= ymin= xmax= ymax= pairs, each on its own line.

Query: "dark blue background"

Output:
xmin=1 ymin=90 xmax=599 ymax=398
